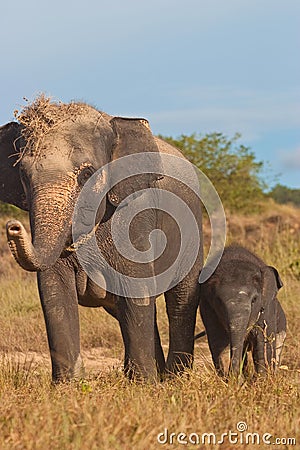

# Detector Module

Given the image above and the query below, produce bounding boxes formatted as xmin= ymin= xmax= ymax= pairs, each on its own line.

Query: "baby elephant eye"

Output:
xmin=251 ymin=295 xmax=258 ymax=304
xmin=77 ymin=166 xmax=94 ymax=186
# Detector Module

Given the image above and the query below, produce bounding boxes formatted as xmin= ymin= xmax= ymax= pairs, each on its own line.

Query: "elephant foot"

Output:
xmin=166 ymin=352 xmax=194 ymax=375
xmin=124 ymin=358 xmax=158 ymax=383
xmin=51 ymin=353 xmax=85 ymax=383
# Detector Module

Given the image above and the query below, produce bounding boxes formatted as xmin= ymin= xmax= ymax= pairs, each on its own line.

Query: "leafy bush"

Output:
xmin=161 ymin=133 xmax=267 ymax=213
xmin=268 ymin=184 xmax=300 ymax=208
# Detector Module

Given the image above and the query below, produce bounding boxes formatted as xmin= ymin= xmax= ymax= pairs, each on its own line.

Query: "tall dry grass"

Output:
xmin=0 ymin=206 xmax=299 ymax=449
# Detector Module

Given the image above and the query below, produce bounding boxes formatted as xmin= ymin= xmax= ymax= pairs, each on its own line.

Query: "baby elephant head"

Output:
xmin=212 ymin=263 xmax=269 ymax=326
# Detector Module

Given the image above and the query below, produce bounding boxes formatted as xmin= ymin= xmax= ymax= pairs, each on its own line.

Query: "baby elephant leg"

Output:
xmin=200 ymin=301 xmax=230 ymax=376
xmin=252 ymin=323 xmax=276 ymax=374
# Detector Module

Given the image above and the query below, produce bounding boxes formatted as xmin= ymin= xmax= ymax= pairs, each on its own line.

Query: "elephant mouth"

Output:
xmin=64 ymin=222 xmax=100 ymax=253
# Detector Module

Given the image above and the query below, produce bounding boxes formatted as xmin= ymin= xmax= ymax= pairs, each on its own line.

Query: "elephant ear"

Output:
xmin=268 ymin=266 xmax=283 ymax=289
xmin=107 ymin=117 xmax=161 ymax=206
xmin=0 ymin=122 xmax=28 ymax=210
xmin=261 ymin=265 xmax=282 ymax=306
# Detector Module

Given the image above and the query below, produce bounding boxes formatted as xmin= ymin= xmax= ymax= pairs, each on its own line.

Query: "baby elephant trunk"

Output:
xmin=227 ymin=295 xmax=251 ymax=377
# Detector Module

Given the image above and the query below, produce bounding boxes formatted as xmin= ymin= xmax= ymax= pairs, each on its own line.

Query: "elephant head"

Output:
xmin=0 ymin=96 xmax=161 ymax=272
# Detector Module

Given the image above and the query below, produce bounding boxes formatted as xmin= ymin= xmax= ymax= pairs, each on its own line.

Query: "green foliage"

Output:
xmin=160 ymin=132 xmax=267 ymax=213
xmin=79 ymin=379 xmax=93 ymax=393
xmin=268 ymin=184 xmax=300 ymax=208
xmin=0 ymin=201 xmax=26 ymax=218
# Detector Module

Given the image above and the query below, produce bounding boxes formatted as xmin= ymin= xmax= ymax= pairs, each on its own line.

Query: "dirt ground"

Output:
xmin=0 ymin=341 xmax=213 ymax=378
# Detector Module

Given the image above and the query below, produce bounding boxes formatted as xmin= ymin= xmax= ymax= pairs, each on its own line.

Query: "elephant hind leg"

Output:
xmin=117 ymin=296 xmax=157 ymax=381
xmin=164 ymin=282 xmax=199 ymax=374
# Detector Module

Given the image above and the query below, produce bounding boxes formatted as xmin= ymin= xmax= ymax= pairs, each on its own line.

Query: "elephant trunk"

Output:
xmin=227 ymin=297 xmax=251 ymax=377
xmin=229 ymin=329 xmax=246 ymax=376
xmin=7 ymin=181 xmax=79 ymax=272
xmin=7 ymin=220 xmax=41 ymax=271
xmin=6 ymin=216 xmax=71 ymax=272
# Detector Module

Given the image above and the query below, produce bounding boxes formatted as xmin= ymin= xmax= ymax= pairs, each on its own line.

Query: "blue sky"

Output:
xmin=1 ymin=0 xmax=299 ymax=188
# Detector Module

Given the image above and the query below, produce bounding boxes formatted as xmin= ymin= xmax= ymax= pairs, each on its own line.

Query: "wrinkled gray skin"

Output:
xmin=200 ymin=245 xmax=286 ymax=378
xmin=0 ymin=107 xmax=202 ymax=382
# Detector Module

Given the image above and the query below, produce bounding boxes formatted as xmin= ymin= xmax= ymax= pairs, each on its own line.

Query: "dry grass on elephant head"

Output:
xmin=13 ymin=94 xmax=104 ymax=162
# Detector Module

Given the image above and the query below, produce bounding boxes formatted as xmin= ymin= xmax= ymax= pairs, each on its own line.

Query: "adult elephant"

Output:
xmin=0 ymin=96 xmax=203 ymax=382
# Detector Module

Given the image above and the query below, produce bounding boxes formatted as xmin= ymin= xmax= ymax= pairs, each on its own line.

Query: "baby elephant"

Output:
xmin=200 ymin=245 xmax=286 ymax=378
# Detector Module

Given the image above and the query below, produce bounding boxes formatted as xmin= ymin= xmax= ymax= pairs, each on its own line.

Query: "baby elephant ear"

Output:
xmin=107 ymin=117 xmax=161 ymax=206
xmin=261 ymin=266 xmax=283 ymax=306
xmin=268 ymin=266 xmax=283 ymax=290
xmin=0 ymin=122 xmax=28 ymax=210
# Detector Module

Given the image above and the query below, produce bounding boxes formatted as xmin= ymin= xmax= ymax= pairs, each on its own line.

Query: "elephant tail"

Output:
xmin=194 ymin=330 xmax=206 ymax=340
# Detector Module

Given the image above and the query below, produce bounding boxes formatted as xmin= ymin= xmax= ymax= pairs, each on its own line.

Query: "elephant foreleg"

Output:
xmin=252 ymin=320 xmax=276 ymax=374
xmin=37 ymin=262 xmax=83 ymax=382
xmin=200 ymin=300 xmax=230 ymax=377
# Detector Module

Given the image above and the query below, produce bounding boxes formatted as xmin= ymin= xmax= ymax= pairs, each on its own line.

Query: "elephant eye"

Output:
xmin=251 ymin=295 xmax=258 ymax=304
xmin=253 ymin=274 xmax=261 ymax=286
xmin=77 ymin=166 xmax=94 ymax=186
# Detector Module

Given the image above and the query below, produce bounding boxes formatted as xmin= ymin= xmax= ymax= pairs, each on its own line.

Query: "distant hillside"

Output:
xmin=202 ymin=200 xmax=300 ymax=280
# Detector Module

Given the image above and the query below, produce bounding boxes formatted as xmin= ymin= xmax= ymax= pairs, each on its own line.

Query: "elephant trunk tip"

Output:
xmin=6 ymin=219 xmax=41 ymax=272
xmin=6 ymin=220 xmax=23 ymax=237
xmin=6 ymin=219 xmax=70 ymax=273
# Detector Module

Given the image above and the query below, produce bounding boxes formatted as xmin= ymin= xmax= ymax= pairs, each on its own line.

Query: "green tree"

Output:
xmin=160 ymin=132 xmax=266 ymax=213
xmin=268 ymin=184 xmax=300 ymax=207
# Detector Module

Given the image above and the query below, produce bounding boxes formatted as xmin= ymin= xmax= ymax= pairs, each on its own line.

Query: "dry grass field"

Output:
xmin=0 ymin=202 xmax=299 ymax=449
